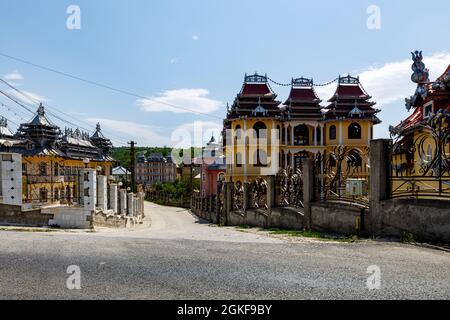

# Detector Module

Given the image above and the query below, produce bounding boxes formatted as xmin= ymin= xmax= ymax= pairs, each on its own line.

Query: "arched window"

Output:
xmin=254 ymin=149 xmax=268 ymax=167
xmin=348 ymin=123 xmax=362 ymax=139
xmin=316 ymin=127 xmax=322 ymax=144
xmin=347 ymin=150 xmax=362 ymax=167
xmin=236 ymin=153 xmax=242 ymax=167
xmin=253 ymin=122 xmax=267 ymax=139
xmin=294 ymin=125 xmax=309 ymax=146
xmin=235 ymin=125 xmax=241 ymax=140
xmin=39 ymin=162 xmax=47 ymax=176
xmin=329 ymin=155 xmax=337 ymax=167
xmin=329 ymin=125 xmax=337 ymax=140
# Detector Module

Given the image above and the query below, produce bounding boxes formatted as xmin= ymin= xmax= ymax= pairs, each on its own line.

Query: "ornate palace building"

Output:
xmin=0 ymin=104 xmax=114 ymax=206
xmin=224 ymin=73 xmax=380 ymax=185
xmin=390 ymin=52 xmax=450 ymax=199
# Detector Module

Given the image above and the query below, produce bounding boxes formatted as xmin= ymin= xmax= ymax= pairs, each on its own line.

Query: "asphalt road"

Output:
xmin=0 ymin=202 xmax=449 ymax=300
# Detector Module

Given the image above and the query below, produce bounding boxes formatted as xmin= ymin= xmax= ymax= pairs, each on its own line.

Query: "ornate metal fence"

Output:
xmin=249 ymin=177 xmax=268 ymax=210
xmin=232 ymin=181 xmax=244 ymax=211
xmin=276 ymin=166 xmax=304 ymax=209
xmin=315 ymin=147 xmax=369 ymax=208
xmin=390 ymin=110 xmax=450 ymax=199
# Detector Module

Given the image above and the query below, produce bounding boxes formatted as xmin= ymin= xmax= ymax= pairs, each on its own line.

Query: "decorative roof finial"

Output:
xmin=411 ymin=50 xmax=430 ymax=84
xmin=0 ymin=116 xmax=7 ymax=127
xmin=96 ymin=122 xmax=101 ymax=132
xmin=37 ymin=103 xmax=45 ymax=116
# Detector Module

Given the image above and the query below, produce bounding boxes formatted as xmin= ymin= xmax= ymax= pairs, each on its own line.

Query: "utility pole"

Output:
xmin=128 ymin=141 xmax=137 ymax=193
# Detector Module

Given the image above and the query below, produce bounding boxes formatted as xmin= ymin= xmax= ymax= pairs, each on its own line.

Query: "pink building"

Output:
xmin=198 ymin=136 xmax=226 ymax=197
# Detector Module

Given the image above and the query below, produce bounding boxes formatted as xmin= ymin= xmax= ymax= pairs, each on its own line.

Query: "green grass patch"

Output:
xmin=0 ymin=227 xmax=57 ymax=233
xmin=264 ymin=228 xmax=359 ymax=243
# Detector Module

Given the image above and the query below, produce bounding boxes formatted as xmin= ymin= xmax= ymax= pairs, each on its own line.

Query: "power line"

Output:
xmin=0 ymin=51 xmax=223 ymax=120
xmin=0 ymin=79 xmax=129 ymax=145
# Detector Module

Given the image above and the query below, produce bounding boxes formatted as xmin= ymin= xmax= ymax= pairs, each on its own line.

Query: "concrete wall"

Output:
xmin=45 ymin=206 xmax=92 ymax=229
xmin=376 ymin=199 xmax=450 ymax=243
xmin=0 ymin=204 xmax=51 ymax=227
xmin=0 ymin=153 xmax=23 ymax=206
xmin=311 ymin=202 xmax=364 ymax=235
xmin=226 ymin=207 xmax=304 ymax=230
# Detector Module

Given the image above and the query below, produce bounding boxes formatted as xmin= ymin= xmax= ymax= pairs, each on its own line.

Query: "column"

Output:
xmin=284 ymin=126 xmax=288 ymax=145
xmin=127 ymin=193 xmax=134 ymax=216
xmin=320 ymin=125 xmax=324 ymax=146
xmin=97 ymin=175 xmax=107 ymax=211
xmin=291 ymin=126 xmax=294 ymax=146
xmin=81 ymin=168 xmax=96 ymax=212
xmin=303 ymin=159 xmax=314 ymax=230
xmin=109 ymin=183 xmax=118 ymax=214
xmin=369 ymin=139 xmax=391 ymax=237
xmin=119 ymin=189 xmax=127 ymax=215
xmin=339 ymin=122 xmax=343 ymax=145
xmin=314 ymin=125 xmax=317 ymax=146
xmin=243 ymin=119 xmax=248 ymax=182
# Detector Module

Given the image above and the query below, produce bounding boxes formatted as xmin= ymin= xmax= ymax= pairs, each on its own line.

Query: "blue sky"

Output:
xmin=0 ymin=0 xmax=449 ymax=147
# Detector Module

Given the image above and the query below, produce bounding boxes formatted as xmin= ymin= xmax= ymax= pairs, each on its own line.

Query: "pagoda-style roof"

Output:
xmin=227 ymin=73 xmax=282 ymax=120
xmin=16 ymin=104 xmax=60 ymax=147
xmin=1 ymin=105 xmax=114 ymax=162
xmin=283 ymin=77 xmax=323 ymax=121
xmin=392 ymin=57 xmax=450 ymax=137
xmin=323 ymin=75 xmax=380 ymax=123
xmin=0 ymin=117 xmax=14 ymax=138
xmin=90 ymin=123 xmax=113 ymax=155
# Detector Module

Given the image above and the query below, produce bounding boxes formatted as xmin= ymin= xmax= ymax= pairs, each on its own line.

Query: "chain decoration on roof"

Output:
xmin=267 ymin=76 xmax=339 ymax=87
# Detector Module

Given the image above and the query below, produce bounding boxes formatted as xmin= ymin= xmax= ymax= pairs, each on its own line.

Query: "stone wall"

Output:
xmin=375 ymin=199 xmax=450 ymax=243
xmin=92 ymin=212 xmax=128 ymax=229
xmin=0 ymin=204 xmax=52 ymax=227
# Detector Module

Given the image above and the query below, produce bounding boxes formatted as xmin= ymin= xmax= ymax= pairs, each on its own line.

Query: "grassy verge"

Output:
xmin=266 ymin=228 xmax=359 ymax=242
xmin=236 ymin=226 xmax=360 ymax=242
xmin=0 ymin=227 xmax=57 ymax=233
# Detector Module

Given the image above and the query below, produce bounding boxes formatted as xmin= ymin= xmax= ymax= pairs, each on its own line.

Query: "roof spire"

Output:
xmin=37 ymin=103 xmax=45 ymax=116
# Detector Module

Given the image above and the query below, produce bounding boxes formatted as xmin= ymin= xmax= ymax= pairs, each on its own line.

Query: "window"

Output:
xmin=329 ymin=155 xmax=337 ymax=167
xmin=329 ymin=125 xmax=337 ymax=140
xmin=236 ymin=153 xmax=242 ymax=167
xmin=39 ymin=188 xmax=48 ymax=202
xmin=348 ymin=123 xmax=362 ymax=139
xmin=294 ymin=125 xmax=309 ymax=146
xmin=54 ymin=163 xmax=59 ymax=176
xmin=424 ymin=102 xmax=433 ymax=118
xmin=39 ymin=162 xmax=47 ymax=176
xmin=347 ymin=150 xmax=362 ymax=167
xmin=253 ymin=122 xmax=267 ymax=140
xmin=254 ymin=149 xmax=268 ymax=167
xmin=316 ymin=127 xmax=322 ymax=144
xmin=235 ymin=125 xmax=242 ymax=140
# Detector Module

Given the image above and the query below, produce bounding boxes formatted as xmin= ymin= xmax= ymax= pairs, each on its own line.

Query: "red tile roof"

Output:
xmin=438 ymin=64 xmax=450 ymax=81
xmin=335 ymin=84 xmax=367 ymax=97
xmin=240 ymin=83 xmax=272 ymax=96
xmin=287 ymin=87 xmax=318 ymax=101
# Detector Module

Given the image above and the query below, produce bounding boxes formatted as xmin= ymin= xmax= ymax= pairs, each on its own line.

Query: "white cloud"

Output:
xmin=86 ymin=118 xmax=223 ymax=149
xmin=192 ymin=35 xmax=200 ymax=41
xmin=137 ymin=88 xmax=223 ymax=114
xmin=3 ymin=71 xmax=23 ymax=81
xmin=6 ymin=89 xmax=48 ymax=106
xmin=315 ymin=52 xmax=450 ymax=107
xmin=86 ymin=118 xmax=171 ymax=147
xmin=171 ymin=121 xmax=223 ymax=148
xmin=169 ymin=58 xmax=178 ymax=64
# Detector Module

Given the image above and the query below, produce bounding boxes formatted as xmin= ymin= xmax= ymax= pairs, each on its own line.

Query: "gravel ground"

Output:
xmin=0 ymin=202 xmax=449 ymax=300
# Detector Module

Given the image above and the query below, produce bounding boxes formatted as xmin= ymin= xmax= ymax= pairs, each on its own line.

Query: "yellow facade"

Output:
xmin=22 ymin=155 xmax=112 ymax=205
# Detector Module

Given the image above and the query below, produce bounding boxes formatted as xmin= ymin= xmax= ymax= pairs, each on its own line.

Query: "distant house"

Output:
xmin=136 ymin=153 xmax=177 ymax=188
xmin=112 ymin=166 xmax=131 ymax=182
